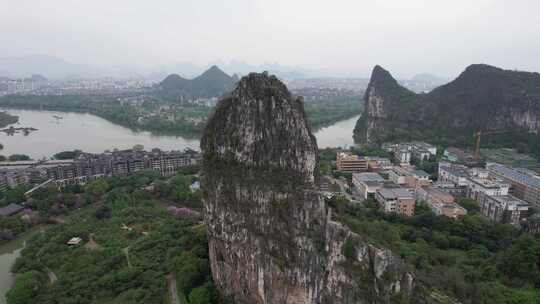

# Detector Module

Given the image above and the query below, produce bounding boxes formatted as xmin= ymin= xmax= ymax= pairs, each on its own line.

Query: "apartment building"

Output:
xmin=416 ymin=186 xmax=467 ymax=218
xmin=365 ymin=157 xmax=392 ymax=171
xmin=478 ymin=192 xmax=529 ymax=227
xmin=336 ymin=152 xmax=368 ymax=172
xmin=376 ymin=187 xmax=416 ymax=216
xmin=0 ymin=149 xmax=201 ymax=191
xmin=438 ymin=162 xmax=470 ymax=187
xmin=486 ymin=163 xmax=540 ymax=207
xmin=383 ymin=142 xmax=437 ymax=163
xmin=467 ymin=177 xmax=510 ymax=201
xmin=388 ymin=167 xmax=409 ymax=185
xmin=394 ymin=149 xmax=412 ymax=164
xmin=352 ymin=172 xmax=386 ymax=200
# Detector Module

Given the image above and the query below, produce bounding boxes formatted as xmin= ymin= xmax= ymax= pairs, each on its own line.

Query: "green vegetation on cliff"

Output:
xmin=339 ymin=200 xmax=540 ymax=304
xmin=354 ymin=64 xmax=540 ymax=158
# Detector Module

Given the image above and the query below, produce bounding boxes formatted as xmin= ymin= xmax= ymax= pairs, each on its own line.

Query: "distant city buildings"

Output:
xmin=0 ymin=76 xmax=155 ymax=96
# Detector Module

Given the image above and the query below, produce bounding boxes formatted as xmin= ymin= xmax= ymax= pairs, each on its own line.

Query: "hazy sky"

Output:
xmin=2 ymin=0 xmax=539 ymax=78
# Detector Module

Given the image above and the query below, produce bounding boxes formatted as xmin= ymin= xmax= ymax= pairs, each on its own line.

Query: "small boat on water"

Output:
xmin=53 ymin=115 xmax=63 ymax=120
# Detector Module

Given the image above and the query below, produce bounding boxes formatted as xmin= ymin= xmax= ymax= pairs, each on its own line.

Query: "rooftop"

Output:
xmin=337 ymin=152 xmax=364 ymax=161
xmin=0 ymin=203 xmax=24 ymax=217
xmin=487 ymin=163 xmax=540 ymax=189
xmin=469 ymin=177 xmax=509 ymax=189
xmin=353 ymin=172 xmax=385 ymax=182
xmin=378 ymin=187 xmax=414 ymax=200
xmin=489 ymin=195 xmax=529 ymax=209
xmin=412 ymin=170 xmax=430 ymax=178
xmin=439 ymin=162 xmax=470 ymax=178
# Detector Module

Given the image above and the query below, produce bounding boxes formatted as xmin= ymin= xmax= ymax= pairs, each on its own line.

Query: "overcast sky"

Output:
xmin=1 ymin=0 xmax=539 ymax=78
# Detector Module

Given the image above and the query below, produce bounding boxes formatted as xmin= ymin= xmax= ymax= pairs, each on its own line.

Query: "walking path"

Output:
xmin=122 ymin=247 xmax=132 ymax=268
xmin=166 ymin=273 xmax=181 ymax=304
xmin=45 ymin=267 xmax=57 ymax=284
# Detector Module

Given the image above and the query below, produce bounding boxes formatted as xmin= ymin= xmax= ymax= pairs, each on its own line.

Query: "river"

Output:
xmin=0 ymin=108 xmax=359 ymax=159
xmin=0 ymin=228 xmax=43 ymax=304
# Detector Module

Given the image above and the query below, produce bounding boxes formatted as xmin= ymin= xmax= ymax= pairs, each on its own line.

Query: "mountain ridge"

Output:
xmin=354 ymin=64 xmax=540 ymax=146
xmin=156 ymin=65 xmax=237 ymax=101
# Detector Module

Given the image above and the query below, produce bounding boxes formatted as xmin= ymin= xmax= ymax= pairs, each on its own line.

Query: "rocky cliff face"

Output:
xmin=354 ymin=64 xmax=540 ymax=146
xmin=201 ymin=72 xmax=426 ymax=303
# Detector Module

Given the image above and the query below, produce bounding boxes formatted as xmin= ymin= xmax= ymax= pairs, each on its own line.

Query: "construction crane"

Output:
xmin=473 ymin=129 xmax=511 ymax=161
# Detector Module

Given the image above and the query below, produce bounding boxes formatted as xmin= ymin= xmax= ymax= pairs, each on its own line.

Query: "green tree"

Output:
xmin=8 ymin=154 xmax=31 ymax=161
xmin=456 ymin=198 xmax=480 ymax=214
xmin=188 ymin=283 xmax=214 ymax=304
xmin=6 ymin=271 xmax=45 ymax=304
xmin=85 ymin=179 xmax=109 ymax=201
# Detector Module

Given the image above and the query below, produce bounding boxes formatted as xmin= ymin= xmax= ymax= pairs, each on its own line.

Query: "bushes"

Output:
xmin=342 ymin=199 xmax=540 ymax=303
xmin=6 ymin=271 xmax=46 ymax=304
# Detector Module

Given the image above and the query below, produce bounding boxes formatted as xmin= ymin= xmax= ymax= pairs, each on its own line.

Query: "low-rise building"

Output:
xmin=376 ymin=187 xmax=416 ymax=216
xmin=416 ymin=187 xmax=467 ymax=218
xmin=438 ymin=162 xmax=470 ymax=187
xmin=352 ymin=172 xmax=386 ymax=200
xmin=383 ymin=142 xmax=437 ymax=163
xmin=388 ymin=167 xmax=409 ymax=185
xmin=0 ymin=203 xmax=24 ymax=217
xmin=521 ymin=214 xmax=540 ymax=234
xmin=336 ymin=152 xmax=367 ymax=172
xmin=467 ymin=177 xmax=510 ymax=201
xmin=478 ymin=193 xmax=529 ymax=227
xmin=365 ymin=157 xmax=393 ymax=171
xmin=486 ymin=162 xmax=540 ymax=207
xmin=394 ymin=149 xmax=412 ymax=164
xmin=432 ymin=181 xmax=468 ymax=197
xmin=409 ymin=170 xmax=431 ymax=188
xmin=443 ymin=147 xmax=475 ymax=163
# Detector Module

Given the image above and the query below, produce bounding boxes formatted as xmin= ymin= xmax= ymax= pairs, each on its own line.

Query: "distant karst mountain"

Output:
xmin=354 ymin=64 xmax=540 ymax=146
xmin=156 ymin=65 xmax=237 ymax=101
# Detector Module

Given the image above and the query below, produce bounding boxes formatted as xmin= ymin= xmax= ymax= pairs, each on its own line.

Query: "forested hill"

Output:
xmin=354 ymin=64 xmax=540 ymax=151
xmin=155 ymin=65 xmax=237 ymax=101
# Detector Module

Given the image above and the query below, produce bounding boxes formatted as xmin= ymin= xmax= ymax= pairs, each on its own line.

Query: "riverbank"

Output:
xmin=0 ymin=108 xmax=201 ymax=159
xmin=0 ymin=227 xmax=44 ymax=304
xmin=0 ymin=94 xmax=361 ymax=139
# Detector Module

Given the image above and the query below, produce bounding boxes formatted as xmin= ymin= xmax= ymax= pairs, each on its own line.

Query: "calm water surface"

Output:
xmin=0 ymin=108 xmax=200 ymax=159
xmin=0 ymin=108 xmax=359 ymax=159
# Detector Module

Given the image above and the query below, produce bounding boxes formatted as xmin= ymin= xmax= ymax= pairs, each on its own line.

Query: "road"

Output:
xmin=166 ymin=273 xmax=181 ymax=304
xmin=328 ymin=176 xmax=361 ymax=203
xmin=122 ymin=247 xmax=132 ymax=268
xmin=45 ymin=267 xmax=57 ymax=284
